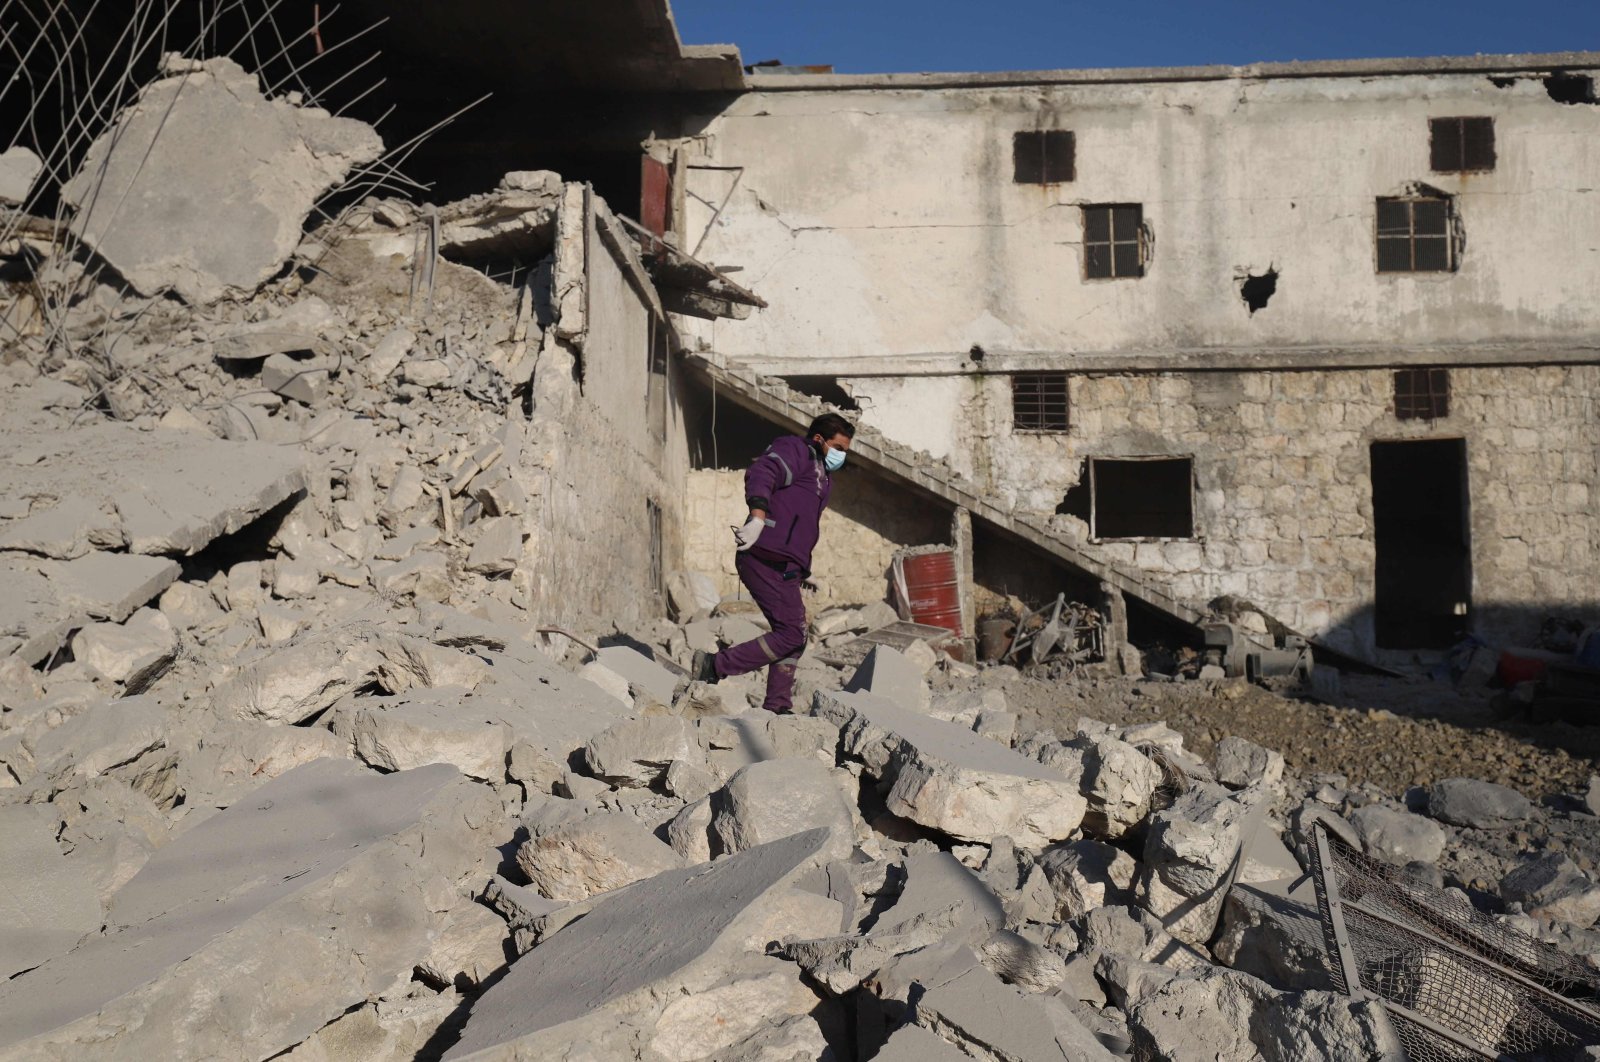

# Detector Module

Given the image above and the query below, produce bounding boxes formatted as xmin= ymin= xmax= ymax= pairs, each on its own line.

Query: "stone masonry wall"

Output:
xmin=684 ymin=468 xmax=950 ymax=610
xmin=974 ymin=364 xmax=1600 ymax=655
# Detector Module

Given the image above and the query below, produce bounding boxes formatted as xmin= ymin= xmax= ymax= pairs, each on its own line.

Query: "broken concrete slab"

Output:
xmin=261 ymin=352 xmax=333 ymax=405
xmin=0 ymin=759 xmax=500 ymax=1061
xmin=814 ymin=689 xmax=1084 ymax=846
xmin=1040 ymin=839 xmax=1138 ymax=921
xmin=0 ymin=419 xmax=305 ymax=557
xmin=645 ymin=956 xmax=821 ymax=1062
xmin=914 ymin=963 xmax=1119 ymax=1061
xmin=844 ymin=644 xmax=931 ymax=713
xmin=61 ymin=56 xmax=383 ymax=304
xmin=170 ymin=714 xmax=347 ymax=809
xmin=1 ymin=552 xmax=181 ymax=666
xmin=0 ymin=495 xmax=122 ymax=559
xmin=209 ymin=297 xmax=338 ymax=361
xmin=0 ymin=805 xmax=103 ymax=979
xmin=1213 ymin=735 xmax=1286 ymax=789
xmin=352 ymin=689 xmax=512 ymax=782
xmin=443 ymin=829 xmax=835 ymax=1060
xmin=515 ymin=812 xmax=684 ymax=901
xmin=464 ymin=516 xmax=523 ymax=575
xmin=70 ymin=608 xmax=177 ymax=687
xmin=26 ymin=695 xmax=167 ymax=783
xmin=1213 ymin=880 xmax=1335 ymax=992
xmin=875 ymin=1024 xmax=971 ymax=1062
xmin=594 ymin=644 xmax=683 ymax=705
xmin=583 ymin=714 xmax=702 ymax=788
xmin=712 ymin=757 xmax=859 ymax=863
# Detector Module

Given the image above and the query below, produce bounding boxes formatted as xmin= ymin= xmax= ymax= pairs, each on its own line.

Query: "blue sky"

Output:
xmin=671 ymin=1 xmax=1600 ymax=74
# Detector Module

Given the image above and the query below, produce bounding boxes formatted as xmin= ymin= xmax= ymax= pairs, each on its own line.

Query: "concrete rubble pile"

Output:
xmin=5 ymin=54 xmax=1600 ymax=1062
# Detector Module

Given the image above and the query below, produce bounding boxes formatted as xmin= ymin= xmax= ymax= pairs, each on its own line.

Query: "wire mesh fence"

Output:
xmin=1307 ymin=820 xmax=1600 ymax=1060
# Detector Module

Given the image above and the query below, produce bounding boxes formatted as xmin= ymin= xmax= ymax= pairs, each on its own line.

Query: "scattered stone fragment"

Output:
xmin=712 ymin=757 xmax=859 ymax=863
xmin=61 ymin=57 xmax=382 ymax=304
xmin=1142 ymin=783 xmax=1254 ymax=944
xmin=1349 ymin=804 xmax=1446 ymax=866
xmin=815 ymin=689 xmax=1084 ymax=846
xmin=516 ymin=813 xmax=684 ymax=901
xmin=1500 ymin=853 xmax=1600 ymax=928
xmin=1427 ymin=777 xmax=1535 ymax=829
xmin=1079 ymin=736 xmax=1160 ymax=839
xmin=584 ymin=714 xmax=701 ymax=787
xmin=844 ymin=644 xmax=931 ymax=712
xmin=70 ymin=608 xmax=178 ymax=686
xmin=1213 ymin=735 xmax=1286 ymax=789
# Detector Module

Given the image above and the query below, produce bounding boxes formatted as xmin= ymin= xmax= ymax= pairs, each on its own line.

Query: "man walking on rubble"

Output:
xmin=693 ymin=413 xmax=856 ymax=714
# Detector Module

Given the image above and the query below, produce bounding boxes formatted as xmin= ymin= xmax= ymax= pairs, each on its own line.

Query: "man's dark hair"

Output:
xmin=807 ymin=413 xmax=855 ymax=441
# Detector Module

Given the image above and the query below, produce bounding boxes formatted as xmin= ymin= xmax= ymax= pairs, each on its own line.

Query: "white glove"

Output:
xmin=733 ymin=515 xmax=766 ymax=551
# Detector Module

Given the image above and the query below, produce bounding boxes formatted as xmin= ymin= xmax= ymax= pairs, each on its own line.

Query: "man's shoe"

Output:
xmin=691 ymin=650 xmax=719 ymax=684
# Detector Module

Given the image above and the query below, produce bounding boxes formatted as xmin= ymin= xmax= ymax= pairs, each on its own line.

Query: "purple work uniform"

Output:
xmin=712 ymin=434 xmax=833 ymax=713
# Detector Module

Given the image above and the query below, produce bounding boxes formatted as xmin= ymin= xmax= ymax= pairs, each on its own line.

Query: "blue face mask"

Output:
xmin=824 ymin=446 xmax=846 ymax=473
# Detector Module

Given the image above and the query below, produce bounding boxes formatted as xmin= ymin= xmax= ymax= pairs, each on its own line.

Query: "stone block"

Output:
xmin=844 ymin=645 xmax=931 ymax=713
xmin=815 ymin=689 xmax=1084 ymax=847
xmin=711 ymin=757 xmax=859 ymax=863
xmin=516 ymin=813 xmax=683 ymax=901
xmin=1349 ymin=805 xmax=1445 ymax=866
xmin=1427 ymin=778 xmax=1534 ymax=829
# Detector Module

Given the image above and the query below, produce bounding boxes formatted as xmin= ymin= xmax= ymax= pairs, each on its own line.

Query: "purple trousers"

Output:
xmin=714 ymin=551 xmax=807 ymax=713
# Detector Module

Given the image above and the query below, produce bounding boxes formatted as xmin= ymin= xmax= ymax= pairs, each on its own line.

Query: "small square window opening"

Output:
xmin=1376 ymin=196 xmax=1457 ymax=273
xmin=1430 ymin=117 xmax=1496 ymax=172
xmin=1091 ymin=457 xmax=1194 ymax=539
xmin=1013 ymin=130 xmax=1075 ymax=184
xmin=1083 ymin=204 xmax=1144 ymax=279
xmin=1011 ymin=373 xmax=1070 ymax=432
xmin=1394 ymin=367 xmax=1451 ymax=420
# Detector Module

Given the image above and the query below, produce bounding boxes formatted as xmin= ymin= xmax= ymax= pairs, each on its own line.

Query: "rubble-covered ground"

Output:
xmin=5 ymin=47 xmax=1600 ymax=1062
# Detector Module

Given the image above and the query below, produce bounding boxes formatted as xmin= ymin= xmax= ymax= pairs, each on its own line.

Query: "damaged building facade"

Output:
xmin=664 ymin=54 xmax=1600 ymax=661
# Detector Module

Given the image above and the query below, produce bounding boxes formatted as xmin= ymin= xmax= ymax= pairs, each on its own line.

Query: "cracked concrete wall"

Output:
xmin=681 ymin=71 xmax=1600 ymax=360
xmin=684 ymin=468 xmax=950 ymax=609
xmin=521 ymin=191 xmax=688 ymax=627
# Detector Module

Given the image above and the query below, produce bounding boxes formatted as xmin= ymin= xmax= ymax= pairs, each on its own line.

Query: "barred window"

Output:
xmin=1430 ymin=117 xmax=1495 ymax=172
xmin=1376 ymin=197 xmax=1456 ymax=273
xmin=1011 ymin=372 xmax=1069 ymax=432
xmin=1394 ymin=367 xmax=1450 ymax=420
xmin=1013 ymin=130 xmax=1075 ymax=184
xmin=1083 ymin=204 xmax=1144 ymax=279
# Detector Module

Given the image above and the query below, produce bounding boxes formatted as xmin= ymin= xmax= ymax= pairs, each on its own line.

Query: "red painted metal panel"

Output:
xmin=641 ymin=155 xmax=671 ymax=238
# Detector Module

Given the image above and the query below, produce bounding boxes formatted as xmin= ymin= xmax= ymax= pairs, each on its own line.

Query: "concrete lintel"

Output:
xmin=734 ymin=340 xmax=1600 ymax=380
xmin=747 ymin=51 xmax=1600 ymax=92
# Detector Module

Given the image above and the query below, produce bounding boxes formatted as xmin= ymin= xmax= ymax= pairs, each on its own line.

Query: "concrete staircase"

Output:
xmin=687 ymin=353 xmax=1207 ymax=629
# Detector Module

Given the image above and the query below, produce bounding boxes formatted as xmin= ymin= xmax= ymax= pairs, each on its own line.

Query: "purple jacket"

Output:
xmin=745 ymin=434 xmax=832 ymax=574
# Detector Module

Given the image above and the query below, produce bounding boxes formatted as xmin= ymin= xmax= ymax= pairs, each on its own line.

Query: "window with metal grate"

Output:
xmin=1430 ymin=117 xmax=1495 ymax=172
xmin=1013 ymin=130 xmax=1074 ymax=184
xmin=1376 ymin=197 xmax=1457 ymax=273
xmin=1083 ymin=204 xmax=1145 ymax=278
xmin=1011 ymin=372 xmax=1070 ymax=432
xmin=1394 ymin=367 xmax=1451 ymax=420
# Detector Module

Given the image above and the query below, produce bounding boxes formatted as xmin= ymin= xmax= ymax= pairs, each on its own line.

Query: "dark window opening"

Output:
xmin=1394 ymin=367 xmax=1450 ymax=421
xmin=647 ymin=315 xmax=669 ymax=442
xmin=1083 ymin=204 xmax=1145 ymax=279
xmin=1372 ymin=439 xmax=1472 ymax=649
xmin=1092 ymin=458 xmax=1194 ymax=539
xmin=1430 ymin=117 xmax=1496 ymax=172
xmin=1545 ymin=73 xmax=1597 ymax=105
xmin=782 ymin=376 xmax=860 ymax=412
xmin=1376 ymin=196 xmax=1457 ymax=273
xmin=1011 ymin=373 xmax=1070 ymax=432
xmin=1240 ymin=269 xmax=1278 ymax=314
xmin=1013 ymin=130 xmax=1075 ymax=184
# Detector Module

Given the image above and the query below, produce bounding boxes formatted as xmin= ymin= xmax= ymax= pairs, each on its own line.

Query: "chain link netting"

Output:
xmin=1308 ymin=822 xmax=1600 ymax=1060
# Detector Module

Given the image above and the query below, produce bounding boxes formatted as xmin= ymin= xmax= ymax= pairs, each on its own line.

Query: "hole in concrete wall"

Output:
xmin=1092 ymin=458 xmax=1194 ymax=539
xmin=1545 ymin=73 xmax=1598 ymax=105
xmin=1056 ymin=462 xmax=1091 ymax=520
xmin=782 ymin=376 xmax=860 ymax=412
xmin=1239 ymin=269 xmax=1278 ymax=314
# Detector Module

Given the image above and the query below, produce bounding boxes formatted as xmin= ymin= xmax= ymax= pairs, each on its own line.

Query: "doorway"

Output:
xmin=1370 ymin=439 xmax=1472 ymax=649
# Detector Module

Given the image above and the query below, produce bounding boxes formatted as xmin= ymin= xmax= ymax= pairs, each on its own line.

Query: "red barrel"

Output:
xmin=898 ymin=549 xmax=964 ymax=638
